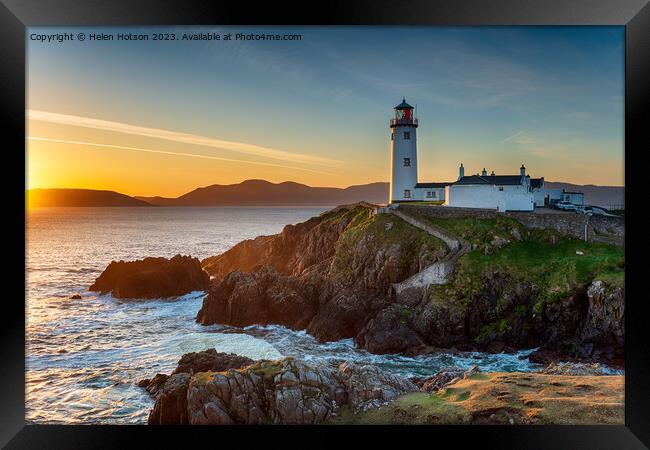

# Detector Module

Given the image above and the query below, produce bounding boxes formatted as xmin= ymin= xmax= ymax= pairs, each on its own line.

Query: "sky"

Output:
xmin=27 ymin=26 xmax=624 ymax=197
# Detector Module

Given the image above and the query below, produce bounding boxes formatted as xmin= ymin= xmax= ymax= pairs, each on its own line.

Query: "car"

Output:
xmin=556 ymin=201 xmax=576 ymax=211
xmin=577 ymin=205 xmax=608 ymax=216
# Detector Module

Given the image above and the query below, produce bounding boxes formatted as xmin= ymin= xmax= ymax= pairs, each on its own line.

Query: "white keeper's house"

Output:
xmin=388 ymin=98 xmax=581 ymax=212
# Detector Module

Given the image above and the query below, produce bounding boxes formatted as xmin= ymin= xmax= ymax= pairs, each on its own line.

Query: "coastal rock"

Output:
xmin=198 ymin=204 xmax=446 ymax=346
xmin=147 ymin=373 xmax=191 ymax=425
xmin=337 ymin=361 xmax=418 ymax=412
xmin=354 ymin=304 xmax=422 ymax=354
xmin=145 ymin=349 xmax=418 ymax=425
xmin=90 ymin=255 xmax=209 ymax=299
xmin=143 ymin=350 xmax=258 ymax=425
xmin=541 ymin=361 xmax=605 ymax=376
xmin=186 ymin=358 xmax=343 ymax=425
xmin=172 ymin=349 xmax=254 ymax=375
xmin=578 ymin=280 xmax=624 ymax=359
xmin=416 ymin=365 xmax=481 ymax=392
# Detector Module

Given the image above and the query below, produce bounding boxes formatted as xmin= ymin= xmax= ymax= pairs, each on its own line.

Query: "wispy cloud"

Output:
xmin=502 ymin=131 xmax=535 ymax=145
xmin=28 ymin=110 xmax=339 ymax=167
xmin=27 ymin=136 xmax=336 ymax=175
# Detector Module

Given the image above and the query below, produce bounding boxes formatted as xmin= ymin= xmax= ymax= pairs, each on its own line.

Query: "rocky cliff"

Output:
xmin=198 ymin=204 xmax=447 ymax=348
xmin=197 ymin=204 xmax=624 ymax=364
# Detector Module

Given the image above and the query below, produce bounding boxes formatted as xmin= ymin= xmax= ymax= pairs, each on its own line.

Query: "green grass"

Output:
xmin=416 ymin=214 xmax=526 ymax=246
xmin=408 ymin=200 xmax=445 ymax=206
xmin=416 ymin=215 xmax=624 ymax=343
xmin=456 ymin=233 xmax=624 ymax=302
xmin=330 ymin=207 xmax=446 ymax=278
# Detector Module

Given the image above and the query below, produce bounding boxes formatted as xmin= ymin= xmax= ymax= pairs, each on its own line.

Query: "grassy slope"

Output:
xmin=409 ymin=213 xmax=624 ymax=345
xmin=329 ymin=206 xmax=447 ymax=278
xmin=417 ymin=214 xmax=624 ymax=297
xmin=331 ymin=372 xmax=624 ymax=425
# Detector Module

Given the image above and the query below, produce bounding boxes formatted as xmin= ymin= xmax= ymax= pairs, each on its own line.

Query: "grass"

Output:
xmin=414 ymin=215 xmax=624 ymax=344
xmin=456 ymin=233 xmax=624 ymax=303
xmin=330 ymin=372 xmax=624 ymax=425
xmin=417 ymin=214 xmax=526 ymax=247
xmin=330 ymin=206 xmax=446 ymax=279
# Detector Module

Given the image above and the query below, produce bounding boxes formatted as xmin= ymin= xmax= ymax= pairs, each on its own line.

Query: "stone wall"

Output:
xmin=399 ymin=205 xmax=624 ymax=247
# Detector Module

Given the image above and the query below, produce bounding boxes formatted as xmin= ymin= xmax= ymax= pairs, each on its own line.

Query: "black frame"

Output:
xmin=2 ymin=0 xmax=649 ymax=448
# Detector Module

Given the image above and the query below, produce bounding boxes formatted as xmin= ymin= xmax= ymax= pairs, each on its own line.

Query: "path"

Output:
xmin=387 ymin=207 xmax=471 ymax=295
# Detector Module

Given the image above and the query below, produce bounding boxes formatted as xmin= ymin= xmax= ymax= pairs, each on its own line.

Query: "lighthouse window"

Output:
xmin=391 ymin=133 xmax=394 ymax=141
xmin=499 ymin=186 xmax=504 ymax=191
xmin=404 ymin=132 xmax=411 ymax=140
xmin=403 ymin=189 xmax=411 ymax=199
xmin=403 ymin=158 xmax=411 ymax=167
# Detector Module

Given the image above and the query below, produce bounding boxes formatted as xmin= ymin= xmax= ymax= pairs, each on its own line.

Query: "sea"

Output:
xmin=25 ymin=206 xmax=601 ymax=424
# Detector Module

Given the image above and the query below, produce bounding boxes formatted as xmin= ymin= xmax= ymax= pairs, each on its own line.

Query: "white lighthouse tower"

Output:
xmin=389 ymin=98 xmax=419 ymax=203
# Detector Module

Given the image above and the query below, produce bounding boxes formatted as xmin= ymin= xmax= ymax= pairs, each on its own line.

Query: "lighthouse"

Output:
xmin=389 ymin=98 xmax=419 ymax=203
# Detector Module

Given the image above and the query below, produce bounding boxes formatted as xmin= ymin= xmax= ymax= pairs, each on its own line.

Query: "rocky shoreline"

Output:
xmin=88 ymin=202 xmax=625 ymax=423
xmin=89 ymin=203 xmax=624 ymax=367
xmin=138 ymin=349 xmax=623 ymax=425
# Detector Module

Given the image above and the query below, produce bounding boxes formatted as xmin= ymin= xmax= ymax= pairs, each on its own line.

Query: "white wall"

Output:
xmin=446 ymin=184 xmax=534 ymax=211
xmin=446 ymin=184 xmax=501 ymax=209
xmin=390 ymin=125 xmax=418 ymax=202
xmin=413 ymin=187 xmax=445 ymax=201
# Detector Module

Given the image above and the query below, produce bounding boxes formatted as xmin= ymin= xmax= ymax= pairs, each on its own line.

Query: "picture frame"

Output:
xmin=2 ymin=0 xmax=648 ymax=448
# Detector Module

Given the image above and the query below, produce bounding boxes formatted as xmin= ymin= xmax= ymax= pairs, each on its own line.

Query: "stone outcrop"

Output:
xmin=541 ymin=361 xmax=605 ymax=376
xmin=145 ymin=353 xmax=417 ymax=425
xmin=578 ymin=280 xmax=625 ymax=360
xmin=413 ymin=365 xmax=482 ymax=392
xmin=139 ymin=350 xmax=255 ymax=425
xmin=90 ymin=254 xmax=209 ymax=299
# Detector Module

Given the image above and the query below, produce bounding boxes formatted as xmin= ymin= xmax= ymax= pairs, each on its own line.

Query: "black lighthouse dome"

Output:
xmin=394 ymin=97 xmax=414 ymax=110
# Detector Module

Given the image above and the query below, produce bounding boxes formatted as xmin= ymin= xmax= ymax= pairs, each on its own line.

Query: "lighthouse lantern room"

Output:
xmin=389 ymin=98 xmax=419 ymax=203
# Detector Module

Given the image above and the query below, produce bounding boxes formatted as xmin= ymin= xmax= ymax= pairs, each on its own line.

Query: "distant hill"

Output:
xmin=544 ymin=182 xmax=624 ymax=208
xmin=27 ymin=189 xmax=152 ymax=207
xmin=27 ymin=181 xmax=624 ymax=208
xmin=136 ymin=180 xmax=390 ymax=206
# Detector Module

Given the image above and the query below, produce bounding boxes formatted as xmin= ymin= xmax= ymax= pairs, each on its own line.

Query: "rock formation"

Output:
xmin=139 ymin=350 xmax=255 ymax=425
xmin=142 ymin=351 xmax=417 ymax=425
xmin=196 ymin=204 xmax=624 ymax=364
xmin=90 ymin=254 xmax=209 ymax=299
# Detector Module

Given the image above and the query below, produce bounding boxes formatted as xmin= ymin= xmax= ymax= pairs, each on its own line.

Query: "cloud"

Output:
xmin=27 ymin=136 xmax=336 ymax=175
xmin=502 ymin=131 xmax=535 ymax=145
xmin=28 ymin=110 xmax=339 ymax=167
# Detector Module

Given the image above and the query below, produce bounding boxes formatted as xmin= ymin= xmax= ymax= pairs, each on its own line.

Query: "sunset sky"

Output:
xmin=27 ymin=26 xmax=624 ymax=197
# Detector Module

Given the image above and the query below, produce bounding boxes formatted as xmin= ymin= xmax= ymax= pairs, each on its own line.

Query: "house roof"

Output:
xmin=415 ymin=182 xmax=452 ymax=189
xmin=530 ymin=178 xmax=544 ymax=189
xmin=454 ymin=175 xmax=523 ymax=186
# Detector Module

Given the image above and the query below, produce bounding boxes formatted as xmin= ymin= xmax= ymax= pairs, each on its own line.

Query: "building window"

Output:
xmin=403 ymin=157 xmax=411 ymax=167
xmin=498 ymin=186 xmax=504 ymax=191
xmin=404 ymin=189 xmax=411 ymax=199
xmin=404 ymin=131 xmax=411 ymax=140
xmin=426 ymin=191 xmax=437 ymax=199
xmin=391 ymin=133 xmax=394 ymax=141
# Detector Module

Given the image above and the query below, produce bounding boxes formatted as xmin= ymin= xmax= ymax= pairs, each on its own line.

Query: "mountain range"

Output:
xmin=27 ymin=179 xmax=624 ymax=208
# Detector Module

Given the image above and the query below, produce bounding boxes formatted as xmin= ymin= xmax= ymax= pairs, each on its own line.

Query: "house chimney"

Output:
xmin=481 ymin=168 xmax=487 ymax=177
xmin=490 ymin=170 xmax=495 ymax=176
xmin=458 ymin=163 xmax=464 ymax=180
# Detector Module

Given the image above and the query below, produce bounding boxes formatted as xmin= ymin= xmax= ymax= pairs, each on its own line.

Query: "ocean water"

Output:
xmin=25 ymin=206 xmax=589 ymax=425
